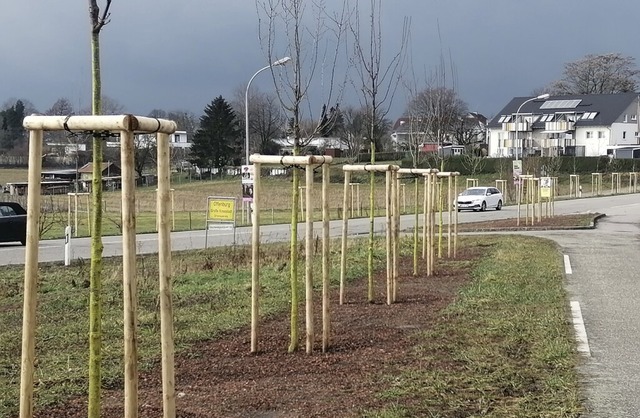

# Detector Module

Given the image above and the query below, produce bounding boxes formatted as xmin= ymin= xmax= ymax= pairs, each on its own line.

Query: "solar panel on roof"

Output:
xmin=540 ymin=99 xmax=582 ymax=109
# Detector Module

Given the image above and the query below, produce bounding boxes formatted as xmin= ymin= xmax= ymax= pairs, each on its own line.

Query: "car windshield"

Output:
xmin=460 ymin=188 xmax=486 ymax=196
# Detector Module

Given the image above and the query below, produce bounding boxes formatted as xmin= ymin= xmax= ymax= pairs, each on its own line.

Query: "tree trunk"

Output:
xmin=288 ymin=111 xmax=301 ymax=353
xmin=88 ymin=3 xmax=107 ymax=415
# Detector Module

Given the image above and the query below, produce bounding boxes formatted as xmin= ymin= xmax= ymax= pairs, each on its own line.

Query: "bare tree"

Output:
xmin=232 ymin=86 xmax=286 ymax=155
xmin=452 ymin=111 xmax=486 ymax=152
xmin=349 ymin=0 xmax=408 ymax=300
xmin=257 ymin=0 xmax=349 ymax=352
xmin=402 ymin=22 xmax=465 ymax=170
xmin=548 ymin=52 xmax=640 ymax=95
xmin=461 ymin=153 xmax=486 ymax=176
xmin=407 ymin=86 xmax=467 ymax=145
xmin=87 ymin=1 xmax=112 ymax=416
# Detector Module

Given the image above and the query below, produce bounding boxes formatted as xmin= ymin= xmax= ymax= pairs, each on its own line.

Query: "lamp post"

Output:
xmin=244 ymin=56 xmax=291 ymax=164
xmin=514 ymin=93 xmax=549 ymax=160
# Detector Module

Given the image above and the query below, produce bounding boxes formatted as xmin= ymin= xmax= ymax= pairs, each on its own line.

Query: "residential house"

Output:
xmin=390 ymin=112 xmax=487 ymax=154
xmin=272 ymin=137 xmax=346 ymax=156
xmin=78 ymin=161 xmax=122 ymax=191
xmin=487 ymin=93 xmax=640 ymax=158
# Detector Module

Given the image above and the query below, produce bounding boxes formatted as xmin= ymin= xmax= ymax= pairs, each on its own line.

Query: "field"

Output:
xmin=0 ymin=167 xmax=633 ymax=240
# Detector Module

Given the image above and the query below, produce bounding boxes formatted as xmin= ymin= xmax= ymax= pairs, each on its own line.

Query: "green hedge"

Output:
xmin=398 ymin=155 xmax=640 ymax=176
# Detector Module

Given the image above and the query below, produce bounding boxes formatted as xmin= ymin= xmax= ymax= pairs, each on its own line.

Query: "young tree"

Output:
xmin=87 ymin=1 xmax=112 ymax=416
xmin=190 ymin=96 xmax=242 ymax=176
xmin=257 ymin=0 xmax=349 ymax=352
xmin=548 ymin=52 xmax=640 ymax=95
xmin=350 ymin=0 xmax=407 ymax=299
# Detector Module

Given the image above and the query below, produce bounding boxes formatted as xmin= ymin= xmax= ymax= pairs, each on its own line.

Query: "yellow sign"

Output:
xmin=208 ymin=198 xmax=235 ymax=221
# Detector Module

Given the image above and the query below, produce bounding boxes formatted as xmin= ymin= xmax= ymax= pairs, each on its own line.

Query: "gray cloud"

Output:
xmin=2 ymin=0 xmax=638 ymax=120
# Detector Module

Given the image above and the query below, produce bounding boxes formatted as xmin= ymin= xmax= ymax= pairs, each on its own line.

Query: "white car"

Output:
xmin=456 ymin=186 xmax=503 ymax=212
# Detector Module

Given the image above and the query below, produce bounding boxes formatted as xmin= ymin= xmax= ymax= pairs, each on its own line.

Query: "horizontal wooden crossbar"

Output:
xmin=23 ymin=114 xmax=177 ymax=134
xmin=342 ymin=164 xmax=399 ymax=173
xmin=436 ymin=171 xmax=461 ymax=177
xmin=249 ymin=154 xmax=333 ymax=165
xmin=397 ymin=168 xmax=439 ymax=175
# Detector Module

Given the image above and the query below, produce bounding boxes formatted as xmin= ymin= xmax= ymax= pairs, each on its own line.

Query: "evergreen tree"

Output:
xmin=191 ymin=96 xmax=241 ymax=175
xmin=0 ymin=100 xmax=26 ymax=150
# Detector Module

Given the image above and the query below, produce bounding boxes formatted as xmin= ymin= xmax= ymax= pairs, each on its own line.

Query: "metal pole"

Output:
xmin=244 ymin=57 xmax=291 ymax=164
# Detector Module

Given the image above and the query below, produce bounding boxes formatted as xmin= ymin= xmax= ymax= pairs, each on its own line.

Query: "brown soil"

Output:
xmin=457 ymin=213 xmax=600 ymax=231
xmin=36 ymin=247 xmax=479 ymax=418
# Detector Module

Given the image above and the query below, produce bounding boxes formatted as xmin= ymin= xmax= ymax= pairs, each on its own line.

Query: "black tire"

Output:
xmin=480 ymin=201 xmax=486 ymax=212
xmin=496 ymin=200 xmax=502 ymax=211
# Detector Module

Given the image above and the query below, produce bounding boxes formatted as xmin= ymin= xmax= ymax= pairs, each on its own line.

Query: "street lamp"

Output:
xmin=244 ymin=56 xmax=292 ymax=164
xmin=514 ymin=93 xmax=549 ymax=160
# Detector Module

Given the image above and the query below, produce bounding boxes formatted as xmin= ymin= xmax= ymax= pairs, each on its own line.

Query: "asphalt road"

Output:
xmin=0 ymin=195 xmax=610 ymax=265
xmin=2 ymin=193 xmax=639 ymax=416
xmin=527 ymin=196 xmax=640 ymax=417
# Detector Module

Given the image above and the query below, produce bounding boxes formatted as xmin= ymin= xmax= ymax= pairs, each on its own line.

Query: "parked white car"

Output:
xmin=456 ymin=186 xmax=503 ymax=212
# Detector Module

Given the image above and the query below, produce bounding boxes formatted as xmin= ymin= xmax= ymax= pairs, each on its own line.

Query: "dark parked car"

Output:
xmin=0 ymin=202 xmax=27 ymax=245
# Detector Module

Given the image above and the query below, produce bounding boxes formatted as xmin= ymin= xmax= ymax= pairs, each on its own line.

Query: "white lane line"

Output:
xmin=564 ymin=254 xmax=572 ymax=275
xmin=570 ymin=301 xmax=591 ymax=357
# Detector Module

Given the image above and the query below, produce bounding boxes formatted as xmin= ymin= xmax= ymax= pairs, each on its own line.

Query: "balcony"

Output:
xmin=503 ymin=122 xmax=530 ymax=132
xmin=544 ymin=121 xmax=574 ymax=132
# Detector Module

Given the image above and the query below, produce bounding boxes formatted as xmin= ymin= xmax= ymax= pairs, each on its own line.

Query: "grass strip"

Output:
xmin=366 ymin=235 xmax=582 ymax=417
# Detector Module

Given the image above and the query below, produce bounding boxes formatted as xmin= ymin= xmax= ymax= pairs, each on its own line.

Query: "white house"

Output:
xmin=390 ymin=112 xmax=487 ymax=153
xmin=487 ymin=93 xmax=640 ymax=157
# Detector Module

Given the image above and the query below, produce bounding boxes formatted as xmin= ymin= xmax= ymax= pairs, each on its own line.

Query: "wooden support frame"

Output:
xmin=466 ymin=178 xmax=478 ymax=188
xmin=629 ymin=172 xmax=638 ymax=193
xmin=591 ymin=173 xmax=602 ymax=197
xmin=20 ymin=115 xmax=177 ymax=418
xmin=436 ymin=172 xmax=460 ymax=259
xmin=397 ymin=168 xmax=438 ymax=277
xmin=348 ymin=182 xmax=361 ymax=217
xmin=67 ymin=192 xmax=90 ymax=237
xmin=249 ymin=154 xmax=333 ymax=354
xmin=495 ymin=179 xmax=507 ymax=202
xmin=340 ymin=164 xmax=399 ymax=305
xmin=569 ymin=174 xmax=580 ymax=198
xmin=611 ymin=172 xmax=621 ymax=195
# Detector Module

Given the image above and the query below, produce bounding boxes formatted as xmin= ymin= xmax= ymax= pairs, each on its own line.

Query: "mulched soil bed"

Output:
xmin=457 ymin=213 xmax=599 ymax=231
xmin=36 ymin=248 xmax=479 ymax=418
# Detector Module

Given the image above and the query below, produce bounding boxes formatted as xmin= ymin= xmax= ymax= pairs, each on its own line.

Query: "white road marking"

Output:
xmin=570 ymin=301 xmax=591 ymax=357
xmin=564 ymin=254 xmax=572 ymax=275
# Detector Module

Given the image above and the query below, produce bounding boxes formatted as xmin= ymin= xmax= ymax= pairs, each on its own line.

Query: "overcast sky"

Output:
xmin=2 ymin=0 xmax=639 ymax=122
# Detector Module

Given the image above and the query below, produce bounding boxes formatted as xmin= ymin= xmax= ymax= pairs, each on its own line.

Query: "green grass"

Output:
xmin=364 ymin=235 xmax=582 ymax=417
xmin=0 ymin=234 xmax=582 ymax=417
xmin=0 ymin=237 xmax=383 ymax=416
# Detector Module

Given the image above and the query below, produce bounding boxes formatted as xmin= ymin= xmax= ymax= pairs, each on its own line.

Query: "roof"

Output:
xmin=393 ymin=112 xmax=487 ymax=133
xmin=78 ymin=162 xmax=118 ymax=173
xmin=487 ymin=93 xmax=639 ymax=128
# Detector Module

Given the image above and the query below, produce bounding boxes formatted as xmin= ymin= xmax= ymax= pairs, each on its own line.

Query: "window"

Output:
xmin=624 ymin=115 xmax=628 ymax=122
xmin=623 ymin=132 xmax=627 ymax=139
xmin=632 ymin=115 xmax=638 ymax=121
xmin=540 ymin=99 xmax=582 ymax=109
xmin=0 ymin=205 xmax=17 ymax=217
xmin=598 ymin=131 xmax=605 ymax=139
xmin=586 ymin=131 xmax=593 ymax=139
